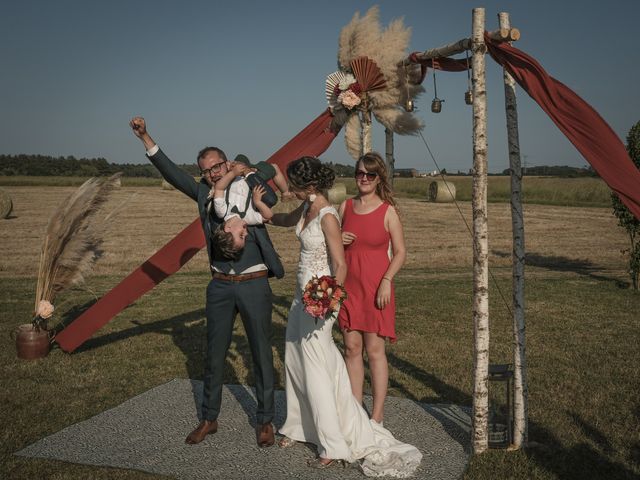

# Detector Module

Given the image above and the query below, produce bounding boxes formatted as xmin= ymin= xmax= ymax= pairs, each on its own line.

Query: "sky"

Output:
xmin=1 ymin=0 xmax=638 ymax=173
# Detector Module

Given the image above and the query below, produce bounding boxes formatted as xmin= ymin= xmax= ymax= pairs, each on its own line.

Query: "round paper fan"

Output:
xmin=325 ymin=70 xmax=350 ymax=109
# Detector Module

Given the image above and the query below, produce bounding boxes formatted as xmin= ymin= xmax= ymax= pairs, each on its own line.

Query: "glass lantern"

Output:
xmin=488 ymin=363 xmax=513 ymax=449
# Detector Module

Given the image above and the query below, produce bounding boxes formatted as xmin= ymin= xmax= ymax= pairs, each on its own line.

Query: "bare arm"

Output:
xmin=270 ymin=202 xmax=305 ymax=227
xmin=376 ymin=206 xmax=406 ymax=309
xmin=338 ymin=199 xmax=357 ymax=245
xmin=213 ymin=168 xmax=239 ymax=198
xmin=322 ymin=212 xmax=347 ymax=285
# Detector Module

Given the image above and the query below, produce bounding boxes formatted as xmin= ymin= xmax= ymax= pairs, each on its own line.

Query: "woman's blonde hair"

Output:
xmin=356 ymin=152 xmax=397 ymax=209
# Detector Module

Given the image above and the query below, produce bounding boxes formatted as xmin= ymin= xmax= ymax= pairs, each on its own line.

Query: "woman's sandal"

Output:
xmin=307 ymin=457 xmax=346 ymax=469
xmin=277 ymin=436 xmax=297 ymax=448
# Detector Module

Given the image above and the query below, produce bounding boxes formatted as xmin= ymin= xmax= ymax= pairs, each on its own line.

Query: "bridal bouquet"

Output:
xmin=302 ymin=275 xmax=347 ymax=323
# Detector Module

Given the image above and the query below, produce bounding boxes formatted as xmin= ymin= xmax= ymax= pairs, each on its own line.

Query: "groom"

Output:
xmin=130 ymin=117 xmax=284 ymax=447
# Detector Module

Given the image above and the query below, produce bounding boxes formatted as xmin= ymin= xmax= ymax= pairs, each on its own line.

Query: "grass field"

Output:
xmin=0 ymin=174 xmax=613 ymax=208
xmin=1 ymin=185 xmax=638 ymax=479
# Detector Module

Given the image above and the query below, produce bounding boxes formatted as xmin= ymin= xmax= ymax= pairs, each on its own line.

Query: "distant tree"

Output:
xmin=611 ymin=120 xmax=640 ymax=290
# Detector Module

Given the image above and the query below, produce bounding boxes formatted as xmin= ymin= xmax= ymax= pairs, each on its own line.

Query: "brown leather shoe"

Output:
xmin=255 ymin=422 xmax=274 ymax=447
xmin=185 ymin=419 xmax=218 ymax=445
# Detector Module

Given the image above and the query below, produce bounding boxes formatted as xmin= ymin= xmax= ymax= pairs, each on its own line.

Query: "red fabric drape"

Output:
xmin=55 ymin=109 xmax=338 ymax=352
xmin=483 ymin=36 xmax=640 ymax=219
xmin=409 ymin=41 xmax=640 ymax=219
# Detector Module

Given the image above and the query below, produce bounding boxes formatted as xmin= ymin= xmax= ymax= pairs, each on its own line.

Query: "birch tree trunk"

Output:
xmin=361 ymin=104 xmax=372 ymax=156
xmin=385 ymin=127 xmax=395 ymax=186
xmin=471 ymin=7 xmax=490 ymax=455
xmin=499 ymin=11 xmax=528 ymax=449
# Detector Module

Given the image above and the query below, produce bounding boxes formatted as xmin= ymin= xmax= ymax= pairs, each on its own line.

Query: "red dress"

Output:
xmin=338 ymin=199 xmax=396 ymax=342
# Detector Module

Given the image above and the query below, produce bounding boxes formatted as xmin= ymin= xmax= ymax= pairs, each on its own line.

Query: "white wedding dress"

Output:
xmin=278 ymin=205 xmax=422 ymax=477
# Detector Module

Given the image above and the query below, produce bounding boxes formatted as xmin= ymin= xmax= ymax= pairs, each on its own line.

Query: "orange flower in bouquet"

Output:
xmin=302 ymin=275 xmax=347 ymax=324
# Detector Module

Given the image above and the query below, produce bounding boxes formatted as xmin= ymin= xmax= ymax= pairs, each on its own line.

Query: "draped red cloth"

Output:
xmin=408 ymin=39 xmax=640 ymax=219
xmin=483 ymin=37 xmax=640 ymax=219
xmin=55 ymin=109 xmax=338 ymax=352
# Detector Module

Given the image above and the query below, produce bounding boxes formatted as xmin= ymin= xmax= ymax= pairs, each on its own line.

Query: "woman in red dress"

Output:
xmin=337 ymin=152 xmax=406 ymax=425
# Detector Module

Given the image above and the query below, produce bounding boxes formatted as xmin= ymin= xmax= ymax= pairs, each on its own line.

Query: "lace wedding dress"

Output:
xmin=278 ymin=205 xmax=422 ymax=477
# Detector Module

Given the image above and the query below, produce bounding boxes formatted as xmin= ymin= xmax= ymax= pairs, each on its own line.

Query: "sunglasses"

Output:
xmin=355 ymin=171 xmax=378 ymax=181
xmin=200 ymin=161 xmax=226 ymax=177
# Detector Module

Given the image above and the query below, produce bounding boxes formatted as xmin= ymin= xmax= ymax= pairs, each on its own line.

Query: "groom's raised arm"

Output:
xmin=130 ymin=117 xmax=199 ymax=201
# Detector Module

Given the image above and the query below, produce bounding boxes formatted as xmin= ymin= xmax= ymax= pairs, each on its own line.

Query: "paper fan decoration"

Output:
xmin=350 ymin=56 xmax=386 ymax=92
xmin=326 ymin=70 xmax=353 ymax=109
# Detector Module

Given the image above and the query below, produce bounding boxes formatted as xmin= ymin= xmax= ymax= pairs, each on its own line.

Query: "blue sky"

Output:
xmin=1 ymin=0 xmax=638 ymax=173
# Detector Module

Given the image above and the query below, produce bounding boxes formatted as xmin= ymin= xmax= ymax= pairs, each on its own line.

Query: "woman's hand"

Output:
xmin=342 ymin=231 xmax=357 ymax=245
xmin=376 ymin=277 xmax=392 ymax=309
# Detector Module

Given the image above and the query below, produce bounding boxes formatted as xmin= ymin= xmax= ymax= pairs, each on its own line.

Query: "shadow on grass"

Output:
xmin=74 ymin=293 xmax=292 ymax=429
xmin=492 ymin=250 xmax=629 ymax=287
xmin=384 ymin=351 xmax=638 ymax=478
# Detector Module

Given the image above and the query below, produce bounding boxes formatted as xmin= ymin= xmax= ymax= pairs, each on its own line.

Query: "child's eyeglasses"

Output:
xmin=355 ymin=171 xmax=378 ymax=181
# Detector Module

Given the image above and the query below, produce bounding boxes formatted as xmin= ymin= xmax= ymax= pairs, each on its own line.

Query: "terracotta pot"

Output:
xmin=14 ymin=324 xmax=51 ymax=360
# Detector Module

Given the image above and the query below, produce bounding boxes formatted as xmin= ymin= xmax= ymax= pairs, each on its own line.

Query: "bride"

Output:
xmin=270 ymin=156 xmax=422 ymax=476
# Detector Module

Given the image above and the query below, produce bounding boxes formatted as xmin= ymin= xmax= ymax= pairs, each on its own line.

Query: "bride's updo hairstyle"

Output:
xmin=287 ymin=156 xmax=335 ymax=193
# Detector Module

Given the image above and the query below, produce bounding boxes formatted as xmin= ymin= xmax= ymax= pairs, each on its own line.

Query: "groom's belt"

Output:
xmin=211 ymin=270 xmax=268 ymax=282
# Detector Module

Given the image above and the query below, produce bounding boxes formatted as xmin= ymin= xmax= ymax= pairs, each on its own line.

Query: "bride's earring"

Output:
xmin=308 ymin=193 xmax=317 ymax=203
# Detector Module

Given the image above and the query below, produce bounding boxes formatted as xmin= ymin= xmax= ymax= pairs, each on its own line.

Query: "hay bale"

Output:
xmin=327 ymin=183 xmax=347 ymax=205
xmin=428 ymin=180 xmax=456 ymax=202
xmin=113 ymin=177 xmax=122 ymax=188
xmin=271 ymin=198 xmax=301 ymax=215
xmin=161 ymin=179 xmax=175 ymax=190
xmin=0 ymin=189 xmax=13 ymax=219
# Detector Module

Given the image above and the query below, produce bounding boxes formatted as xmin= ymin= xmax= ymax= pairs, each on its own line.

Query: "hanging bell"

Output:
xmin=431 ymin=98 xmax=443 ymax=113
xmin=465 ymin=90 xmax=474 ymax=105
xmin=404 ymin=98 xmax=414 ymax=112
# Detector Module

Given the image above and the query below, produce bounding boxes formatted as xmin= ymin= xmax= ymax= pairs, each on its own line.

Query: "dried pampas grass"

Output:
xmin=336 ymin=6 xmax=424 ymax=143
xmin=34 ymin=173 xmax=123 ymax=321
xmin=344 ymin=114 xmax=362 ymax=160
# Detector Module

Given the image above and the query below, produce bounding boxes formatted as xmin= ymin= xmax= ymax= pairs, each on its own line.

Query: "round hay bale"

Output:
xmin=271 ymin=197 xmax=301 ymax=215
xmin=327 ymin=183 xmax=347 ymax=205
xmin=428 ymin=180 xmax=456 ymax=203
xmin=0 ymin=189 xmax=13 ymax=219
xmin=113 ymin=177 xmax=122 ymax=188
xmin=161 ymin=179 xmax=175 ymax=190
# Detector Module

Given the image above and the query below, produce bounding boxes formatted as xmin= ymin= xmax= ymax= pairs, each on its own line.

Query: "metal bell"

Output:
xmin=404 ymin=98 xmax=414 ymax=112
xmin=465 ymin=90 xmax=474 ymax=105
xmin=431 ymin=98 xmax=443 ymax=113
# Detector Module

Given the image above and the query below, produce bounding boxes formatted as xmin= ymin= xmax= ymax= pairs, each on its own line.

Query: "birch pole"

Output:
xmin=471 ymin=7 xmax=490 ymax=454
xmin=385 ymin=127 xmax=395 ymax=186
xmin=361 ymin=96 xmax=372 ymax=155
xmin=499 ymin=11 xmax=528 ymax=448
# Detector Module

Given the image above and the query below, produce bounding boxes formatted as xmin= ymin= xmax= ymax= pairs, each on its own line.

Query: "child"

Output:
xmin=210 ymin=158 xmax=276 ymax=261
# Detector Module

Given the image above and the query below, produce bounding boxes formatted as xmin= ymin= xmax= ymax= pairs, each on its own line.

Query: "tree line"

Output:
xmin=0 ymin=154 xmax=357 ymax=178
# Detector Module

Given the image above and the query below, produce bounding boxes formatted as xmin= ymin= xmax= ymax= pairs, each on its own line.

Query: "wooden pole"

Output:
xmin=385 ymin=127 xmax=395 ymax=186
xmin=471 ymin=6 xmax=490 ymax=455
xmin=361 ymin=96 xmax=372 ymax=155
xmin=499 ymin=11 xmax=528 ymax=449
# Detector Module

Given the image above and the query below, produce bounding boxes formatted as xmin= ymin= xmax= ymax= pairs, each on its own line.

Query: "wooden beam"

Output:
xmin=399 ymin=27 xmax=519 ymax=66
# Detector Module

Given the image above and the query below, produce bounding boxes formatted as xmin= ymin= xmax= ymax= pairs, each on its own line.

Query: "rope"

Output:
xmin=417 ymin=130 xmax=514 ymax=319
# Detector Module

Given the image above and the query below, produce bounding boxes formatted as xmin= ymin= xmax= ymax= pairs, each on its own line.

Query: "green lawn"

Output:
xmin=1 ymin=269 xmax=638 ymax=479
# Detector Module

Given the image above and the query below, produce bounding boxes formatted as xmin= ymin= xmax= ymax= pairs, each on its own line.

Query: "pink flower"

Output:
xmin=37 ymin=300 xmax=54 ymax=319
xmin=338 ymin=90 xmax=362 ymax=110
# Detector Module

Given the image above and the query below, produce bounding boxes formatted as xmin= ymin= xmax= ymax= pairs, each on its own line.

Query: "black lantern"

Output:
xmin=488 ymin=363 xmax=513 ymax=449
xmin=431 ymin=67 xmax=444 ymax=113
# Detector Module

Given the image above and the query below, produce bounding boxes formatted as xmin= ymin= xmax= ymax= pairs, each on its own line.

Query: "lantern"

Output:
xmin=488 ymin=363 xmax=513 ymax=449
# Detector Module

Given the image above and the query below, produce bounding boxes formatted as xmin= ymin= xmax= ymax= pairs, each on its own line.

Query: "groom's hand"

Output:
xmin=342 ymin=231 xmax=357 ymax=245
xmin=130 ymin=117 xmax=147 ymax=137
